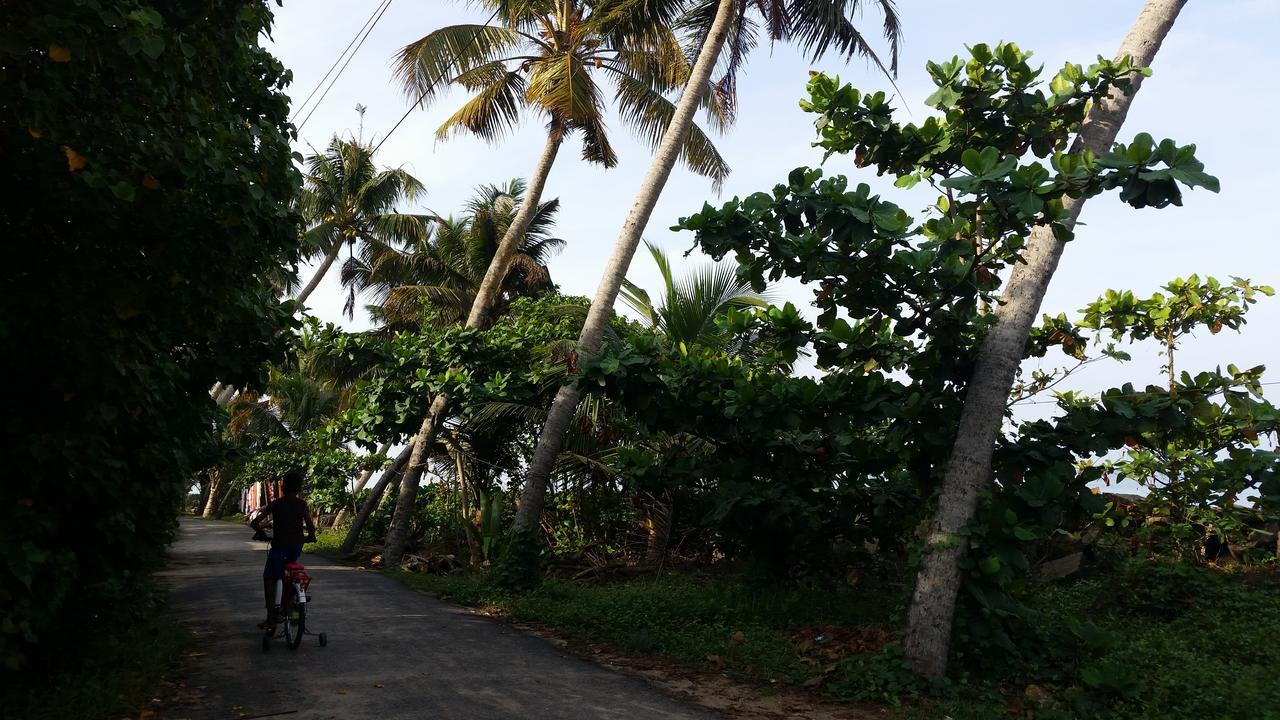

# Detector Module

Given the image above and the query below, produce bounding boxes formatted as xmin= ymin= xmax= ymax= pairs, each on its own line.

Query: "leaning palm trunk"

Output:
xmin=295 ymin=242 xmax=344 ymax=304
xmin=643 ymin=490 xmax=675 ymax=566
xmin=513 ymin=0 xmax=738 ymax=532
xmin=383 ymin=395 xmax=448 ymax=566
xmin=380 ymin=129 xmax=566 ymax=567
xmin=902 ymin=0 xmax=1188 ymax=680
xmin=340 ymin=442 xmax=414 ymax=555
xmin=467 ymin=127 xmax=564 ymax=328
xmin=201 ymin=471 xmax=223 ymax=519
xmin=333 ymin=441 xmax=393 ymax=527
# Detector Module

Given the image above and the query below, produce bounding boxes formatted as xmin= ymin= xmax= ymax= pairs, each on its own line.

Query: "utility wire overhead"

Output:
xmin=371 ymin=6 xmax=503 ymax=156
xmin=296 ymin=0 xmax=396 ymax=134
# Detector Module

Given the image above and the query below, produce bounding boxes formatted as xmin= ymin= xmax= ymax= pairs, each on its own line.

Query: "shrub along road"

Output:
xmin=161 ymin=518 xmax=715 ymax=719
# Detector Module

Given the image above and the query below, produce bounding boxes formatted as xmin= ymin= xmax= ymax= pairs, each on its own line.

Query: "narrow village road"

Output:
xmin=161 ymin=518 xmax=717 ymax=720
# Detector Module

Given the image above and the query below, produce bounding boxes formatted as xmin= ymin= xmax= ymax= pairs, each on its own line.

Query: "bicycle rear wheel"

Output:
xmin=284 ymin=599 xmax=306 ymax=650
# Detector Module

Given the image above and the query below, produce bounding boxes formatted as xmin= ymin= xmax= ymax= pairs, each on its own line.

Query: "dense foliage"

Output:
xmin=0 ymin=0 xmax=300 ymax=670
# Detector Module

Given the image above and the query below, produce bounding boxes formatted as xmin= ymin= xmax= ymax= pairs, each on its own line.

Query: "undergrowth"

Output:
xmin=3 ymin=585 xmax=190 ymax=720
xmin=389 ymin=560 xmax=1280 ymax=719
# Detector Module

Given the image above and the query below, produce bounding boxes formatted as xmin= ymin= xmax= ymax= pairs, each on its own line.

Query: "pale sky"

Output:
xmin=266 ymin=0 xmax=1280 ymax=418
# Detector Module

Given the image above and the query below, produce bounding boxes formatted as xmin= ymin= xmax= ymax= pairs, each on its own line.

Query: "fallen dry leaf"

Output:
xmin=373 ymin=682 xmax=384 ymax=689
xmin=142 ymin=173 xmax=161 ymax=190
xmin=28 ymin=127 xmax=42 ymax=139
xmin=337 ymin=689 xmax=348 ymax=695
xmin=62 ymin=146 xmax=86 ymax=171
xmin=729 ymin=630 xmax=746 ymax=645
xmin=49 ymin=44 xmax=71 ymax=62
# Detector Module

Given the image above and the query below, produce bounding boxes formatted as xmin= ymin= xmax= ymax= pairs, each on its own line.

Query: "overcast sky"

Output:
xmin=265 ymin=0 xmax=1280 ymax=417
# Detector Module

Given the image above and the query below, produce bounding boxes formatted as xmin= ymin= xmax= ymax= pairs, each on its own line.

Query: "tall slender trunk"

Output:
xmin=513 ymin=0 xmax=738 ymax=532
xmin=340 ymin=442 xmax=414 ymax=555
xmin=379 ymin=128 xmax=566 ymax=567
xmin=902 ymin=0 xmax=1187 ymax=679
xmin=215 ymin=482 xmax=236 ymax=519
xmin=643 ymin=490 xmax=675 ymax=566
xmin=201 ymin=471 xmax=223 ymax=519
xmin=333 ymin=441 xmax=393 ymax=528
xmin=467 ymin=127 xmax=564 ymax=329
xmin=454 ymin=445 xmax=482 ymax=567
xmin=295 ymin=241 xmax=344 ymax=304
xmin=383 ymin=395 xmax=448 ymax=566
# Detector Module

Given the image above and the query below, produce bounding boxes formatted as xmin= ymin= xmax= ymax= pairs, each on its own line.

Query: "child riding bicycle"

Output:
xmin=250 ymin=468 xmax=316 ymax=628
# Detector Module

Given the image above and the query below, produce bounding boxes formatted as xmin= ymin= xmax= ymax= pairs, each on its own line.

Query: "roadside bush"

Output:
xmin=0 ymin=0 xmax=299 ymax=670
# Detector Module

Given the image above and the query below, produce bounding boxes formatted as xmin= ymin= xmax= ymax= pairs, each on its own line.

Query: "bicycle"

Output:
xmin=254 ymin=528 xmax=327 ymax=652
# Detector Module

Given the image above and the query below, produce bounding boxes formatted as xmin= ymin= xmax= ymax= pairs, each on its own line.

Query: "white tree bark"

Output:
xmin=201 ymin=471 xmax=222 ymax=519
xmin=513 ymin=0 xmax=739 ymax=532
xmin=902 ymin=0 xmax=1189 ymax=679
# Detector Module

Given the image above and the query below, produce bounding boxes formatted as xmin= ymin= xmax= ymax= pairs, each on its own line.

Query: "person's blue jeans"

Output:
xmin=263 ymin=544 xmax=302 ymax=610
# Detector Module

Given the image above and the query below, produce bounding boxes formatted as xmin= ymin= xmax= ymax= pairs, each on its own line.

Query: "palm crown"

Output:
xmin=294 ymin=138 xmax=430 ymax=303
xmin=341 ymin=180 xmax=566 ymax=329
xmin=621 ymin=240 xmax=767 ymax=351
xmin=394 ymin=0 xmax=732 ymax=186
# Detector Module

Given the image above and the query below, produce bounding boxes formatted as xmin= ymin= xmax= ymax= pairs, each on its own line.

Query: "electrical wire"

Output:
xmin=290 ymin=0 xmax=391 ymax=126
xmin=296 ymin=0 xmax=396 ymax=134
xmin=370 ymin=6 xmax=503 ymax=156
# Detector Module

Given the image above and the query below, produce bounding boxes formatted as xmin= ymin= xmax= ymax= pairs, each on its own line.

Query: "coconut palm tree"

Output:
xmin=380 ymin=0 xmax=734 ymax=567
xmin=340 ymin=180 xmax=564 ymax=329
xmin=393 ymin=0 xmax=731 ymax=332
xmin=620 ymin=240 xmax=768 ymax=351
xmin=514 ymin=0 xmax=902 ymax=536
xmin=294 ymin=137 xmax=430 ymax=304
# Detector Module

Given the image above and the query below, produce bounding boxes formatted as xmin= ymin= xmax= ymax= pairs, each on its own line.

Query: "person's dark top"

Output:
xmin=266 ymin=495 xmax=314 ymax=547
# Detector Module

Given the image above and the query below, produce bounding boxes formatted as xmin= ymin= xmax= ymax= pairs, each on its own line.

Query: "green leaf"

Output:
xmin=110 ymin=181 xmax=136 ymax=202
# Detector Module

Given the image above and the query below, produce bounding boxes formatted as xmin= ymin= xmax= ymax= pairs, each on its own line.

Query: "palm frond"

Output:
xmin=608 ymin=69 xmax=730 ymax=187
xmin=436 ymin=66 xmax=530 ymax=141
xmin=394 ymin=24 xmax=527 ymax=106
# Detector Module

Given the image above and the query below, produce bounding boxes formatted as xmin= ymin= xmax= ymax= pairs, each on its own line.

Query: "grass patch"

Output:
xmin=389 ymin=561 xmax=1280 ymax=719
xmin=307 ymin=526 xmax=347 ymax=559
xmin=4 ymin=588 xmax=191 ymax=720
xmin=933 ymin=560 xmax=1280 ymax=720
xmin=394 ymin=570 xmax=900 ymax=688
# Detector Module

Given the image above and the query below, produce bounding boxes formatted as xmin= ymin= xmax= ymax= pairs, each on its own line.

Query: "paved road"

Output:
xmin=162 ymin=518 xmax=716 ymax=720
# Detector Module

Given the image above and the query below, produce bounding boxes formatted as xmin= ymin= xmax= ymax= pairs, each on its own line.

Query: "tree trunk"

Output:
xmin=377 ymin=129 xmax=567 ymax=567
xmin=454 ymin=445 xmax=482 ymax=567
xmin=294 ymin=241 xmax=344 ymax=304
xmin=214 ymin=385 xmax=237 ymax=406
xmin=334 ymin=441 xmax=393 ymax=528
xmin=513 ymin=0 xmax=739 ymax=533
xmin=467 ymin=127 xmax=564 ymax=329
xmin=902 ymin=0 xmax=1187 ymax=679
xmin=383 ymin=394 xmax=450 ymax=566
xmin=201 ymin=471 xmax=223 ymax=519
xmin=643 ymin=490 xmax=675 ymax=566
xmin=340 ymin=442 xmax=414 ymax=555
xmin=215 ymin=481 xmax=237 ymax=519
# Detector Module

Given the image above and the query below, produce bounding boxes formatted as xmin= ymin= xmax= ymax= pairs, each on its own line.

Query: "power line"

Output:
xmin=371 ymin=6 xmax=502 ymax=156
xmin=290 ymin=0 xmax=391 ymax=126
xmin=296 ymin=0 xmax=396 ymax=134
